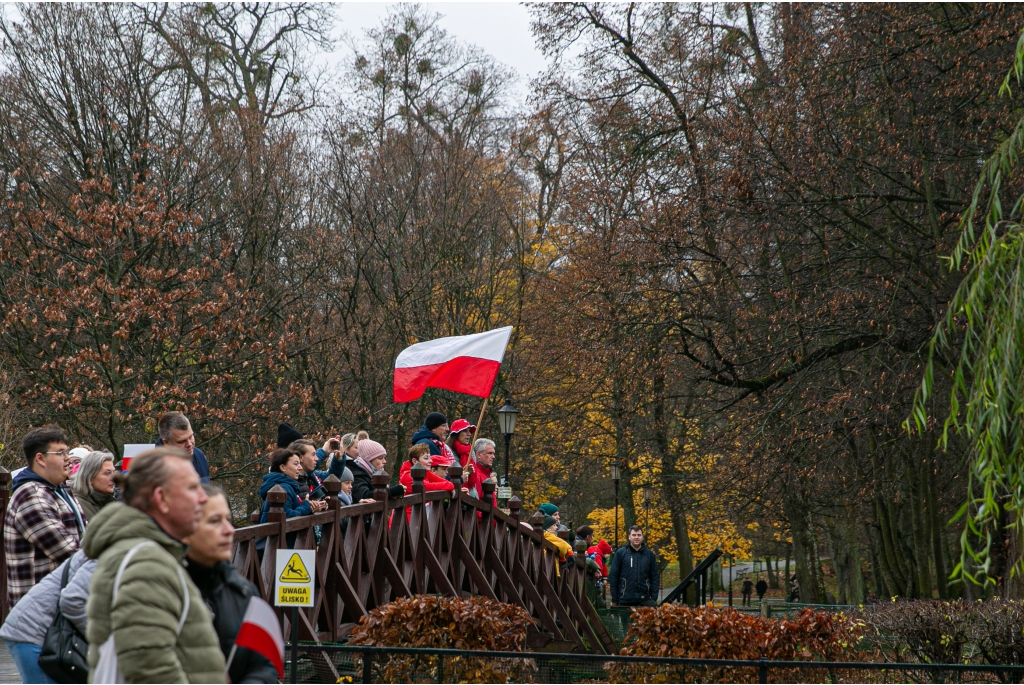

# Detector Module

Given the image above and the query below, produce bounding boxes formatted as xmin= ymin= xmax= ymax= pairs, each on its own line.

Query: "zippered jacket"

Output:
xmin=609 ymin=543 xmax=660 ymax=605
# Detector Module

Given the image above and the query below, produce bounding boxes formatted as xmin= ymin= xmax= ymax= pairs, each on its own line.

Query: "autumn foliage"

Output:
xmin=607 ymin=605 xmax=865 ymax=682
xmin=348 ymin=595 xmax=536 ymax=683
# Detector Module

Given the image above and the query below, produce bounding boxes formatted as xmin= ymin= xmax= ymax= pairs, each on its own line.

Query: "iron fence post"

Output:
xmin=362 ymin=651 xmax=372 ymax=683
xmin=758 ymin=658 xmax=768 ymax=684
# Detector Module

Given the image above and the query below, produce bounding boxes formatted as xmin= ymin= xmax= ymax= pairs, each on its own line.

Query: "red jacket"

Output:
xmin=398 ymin=460 xmax=454 ymax=492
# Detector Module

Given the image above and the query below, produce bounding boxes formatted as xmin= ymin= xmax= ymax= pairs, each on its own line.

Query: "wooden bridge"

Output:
xmin=0 ymin=463 xmax=614 ymax=668
xmin=231 ymin=464 xmax=615 ymax=665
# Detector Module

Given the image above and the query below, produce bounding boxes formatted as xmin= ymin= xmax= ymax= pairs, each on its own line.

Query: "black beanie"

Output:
xmin=424 ymin=412 xmax=448 ymax=431
xmin=277 ymin=422 xmax=303 ymax=448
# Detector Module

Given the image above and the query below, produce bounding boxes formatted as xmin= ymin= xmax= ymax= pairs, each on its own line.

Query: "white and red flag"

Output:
xmin=228 ymin=596 xmax=285 ymax=679
xmin=394 ymin=326 xmax=513 ymax=402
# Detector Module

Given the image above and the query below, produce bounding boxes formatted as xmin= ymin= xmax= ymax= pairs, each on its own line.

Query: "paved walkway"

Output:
xmin=0 ymin=646 xmax=19 ymax=684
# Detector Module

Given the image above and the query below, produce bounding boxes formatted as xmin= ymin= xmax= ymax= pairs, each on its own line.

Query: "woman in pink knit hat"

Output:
xmin=349 ymin=437 xmax=407 ymax=503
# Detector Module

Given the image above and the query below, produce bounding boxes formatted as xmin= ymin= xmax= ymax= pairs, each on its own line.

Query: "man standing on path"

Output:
xmin=741 ymin=576 xmax=754 ymax=606
xmin=156 ymin=411 xmax=211 ymax=483
xmin=4 ymin=425 xmax=84 ymax=609
xmin=609 ymin=525 xmax=660 ymax=607
xmin=755 ymin=576 xmax=768 ymax=602
xmin=84 ymin=447 xmax=226 ymax=683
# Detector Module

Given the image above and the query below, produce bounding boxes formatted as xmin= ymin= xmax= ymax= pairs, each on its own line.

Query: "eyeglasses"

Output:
xmin=43 ymin=450 xmax=69 ymax=458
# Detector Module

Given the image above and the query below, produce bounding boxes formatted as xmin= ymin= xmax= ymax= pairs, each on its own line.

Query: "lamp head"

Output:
xmin=496 ymin=397 xmax=519 ymax=435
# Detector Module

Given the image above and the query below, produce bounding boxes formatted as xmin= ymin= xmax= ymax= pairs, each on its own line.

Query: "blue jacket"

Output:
xmin=411 ymin=426 xmax=443 ymax=456
xmin=154 ymin=438 xmax=210 ymax=484
xmin=257 ymin=473 xmax=311 ymax=523
xmin=609 ymin=543 xmax=660 ymax=605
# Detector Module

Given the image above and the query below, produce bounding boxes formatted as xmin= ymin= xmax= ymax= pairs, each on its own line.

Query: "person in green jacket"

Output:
xmin=84 ymin=447 xmax=227 ymax=684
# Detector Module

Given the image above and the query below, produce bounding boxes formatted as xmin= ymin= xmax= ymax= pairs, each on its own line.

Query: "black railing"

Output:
xmin=288 ymin=643 xmax=1024 ymax=684
xmin=661 ymin=548 xmax=722 ymax=606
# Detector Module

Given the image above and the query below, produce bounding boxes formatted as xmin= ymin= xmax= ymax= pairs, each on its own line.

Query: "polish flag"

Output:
xmin=230 ymin=597 xmax=285 ymax=678
xmin=394 ymin=326 xmax=513 ymax=402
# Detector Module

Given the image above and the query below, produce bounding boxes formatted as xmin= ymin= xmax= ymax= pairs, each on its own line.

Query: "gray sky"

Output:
xmin=330 ymin=3 xmax=549 ymax=102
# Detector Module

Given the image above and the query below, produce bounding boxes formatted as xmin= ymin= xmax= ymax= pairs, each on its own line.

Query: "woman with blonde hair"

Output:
xmin=71 ymin=450 xmax=117 ymax=523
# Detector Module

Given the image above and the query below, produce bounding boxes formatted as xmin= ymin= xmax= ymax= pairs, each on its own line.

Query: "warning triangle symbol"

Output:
xmin=279 ymin=553 xmax=311 ymax=583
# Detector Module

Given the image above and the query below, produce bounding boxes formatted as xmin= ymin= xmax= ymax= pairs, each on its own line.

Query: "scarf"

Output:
xmin=453 ymin=440 xmax=472 ymax=466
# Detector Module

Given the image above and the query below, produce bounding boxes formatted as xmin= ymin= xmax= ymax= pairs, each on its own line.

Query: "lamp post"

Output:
xmin=611 ymin=461 xmax=621 ymax=550
xmin=496 ymin=398 xmax=519 ymax=491
xmin=642 ymin=482 xmax=654 ymax=529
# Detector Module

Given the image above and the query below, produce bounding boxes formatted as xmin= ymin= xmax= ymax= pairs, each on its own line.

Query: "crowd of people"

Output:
xmin=0 ymin=410 xmax=662 ymax=683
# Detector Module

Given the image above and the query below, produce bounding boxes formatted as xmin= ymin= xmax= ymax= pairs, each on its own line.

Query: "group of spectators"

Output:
xmin=526 ymin=501 xmax=661 ymax=608
xmin=2 ymin=417 xmax=274 ymax=684
xmin=0 ymin=410 xmax=663 ymax=683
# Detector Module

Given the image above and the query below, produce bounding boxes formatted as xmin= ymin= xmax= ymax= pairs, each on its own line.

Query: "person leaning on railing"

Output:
xmin=255 ymin=448 xmax=327 ymax=555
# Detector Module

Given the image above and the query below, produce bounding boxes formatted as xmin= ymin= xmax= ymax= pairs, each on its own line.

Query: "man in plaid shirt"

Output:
xmin=4 ymin=425 xmax=84 ymax=608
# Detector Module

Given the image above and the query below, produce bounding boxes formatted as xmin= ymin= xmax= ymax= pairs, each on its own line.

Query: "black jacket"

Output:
xmin=609 ymin=543 xmax=660 ymax=605
xmin=350 ymin=461 xmax=404 ymax=503
xmin=185 ymin=559 xmax=278 ymax=684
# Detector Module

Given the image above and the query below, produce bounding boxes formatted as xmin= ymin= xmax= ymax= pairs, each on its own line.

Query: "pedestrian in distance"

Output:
xmin=609 ymin=525 xmax=660 ymax=608
xmin=755 ymin=576 xmax=768 ymax=602
xmin=741 ymin=576 xmax=754 ymax=606
xmin=155 ymin=411 xmax=211 ymax=484
xmin=5 ymin=425 xmax=84 ymax=609
xmin=0 ymin=548 xmax=96 ymax=684
xmin=184 ymin=484 xmax=277 ymax=684
xmin=84 ymin=446 xmax=226 ymax=683
xmin=71 ymin=450 xmax=117 ymax=524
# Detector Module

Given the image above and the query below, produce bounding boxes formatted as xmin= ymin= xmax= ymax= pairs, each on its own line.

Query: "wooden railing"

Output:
xmin=0 ymin=463 xmax=613 ymax=663
xmin=232 ymin=464 xmax=614 ymax=672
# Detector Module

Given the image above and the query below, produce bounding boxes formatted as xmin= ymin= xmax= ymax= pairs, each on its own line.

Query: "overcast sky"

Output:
xmin=330 ymin=3 xmax=549 ymax=102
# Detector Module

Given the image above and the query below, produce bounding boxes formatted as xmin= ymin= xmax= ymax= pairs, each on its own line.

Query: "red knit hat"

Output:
xmin=449 ymin=418 xmax=476 ymax=435
xmin=597 ymin=540 xmax=613 ymax=556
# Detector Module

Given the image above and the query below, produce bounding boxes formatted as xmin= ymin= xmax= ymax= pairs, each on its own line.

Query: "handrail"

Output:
xmin=228 ymin=462 xmax=615 ymax=661
xmin=661 ymin=548 xmax=723 ymax=605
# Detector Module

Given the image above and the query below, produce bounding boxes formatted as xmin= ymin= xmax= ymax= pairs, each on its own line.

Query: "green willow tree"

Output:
xmin=910 ymin=30 xmax=1024 ymax=594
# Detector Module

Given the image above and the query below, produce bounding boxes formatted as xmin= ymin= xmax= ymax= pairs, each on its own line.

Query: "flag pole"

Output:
xmin=475 ymin=397 xmax=488 ymax=435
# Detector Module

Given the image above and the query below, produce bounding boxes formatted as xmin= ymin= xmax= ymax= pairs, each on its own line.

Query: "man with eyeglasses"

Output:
xmin=3 ymin=425 xmax=85 ymax=609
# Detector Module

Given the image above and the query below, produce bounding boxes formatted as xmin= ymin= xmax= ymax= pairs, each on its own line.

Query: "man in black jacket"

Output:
xmin=609 ymin=525 xmax=660 ymax=607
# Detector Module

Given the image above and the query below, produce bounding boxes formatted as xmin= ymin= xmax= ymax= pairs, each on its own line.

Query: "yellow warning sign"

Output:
xmin=277 ymin=585 xmax=311 ymax=605
xmin=279 ymin=553 xmax=311 ymax=583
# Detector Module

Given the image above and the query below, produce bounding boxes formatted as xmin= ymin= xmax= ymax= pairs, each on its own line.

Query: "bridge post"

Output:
xmin=410 ymin=462 xmax=426 ymax=494
xmin=370 ymin=471 xmax=391 ymax=606
xmin=508 ymin=495 xmax=521 ymax=522
xmin=323 ymin=475 xmax=342 ymax=641
xmin=250 ymin=510 xmax=261 ymax=525
xmin=264 ymin=485 xmax=288 ymax=624
xmin=446 ymin=465 xmax=464 ymax=592
xmin=447 ymin=464 xmax=463 ymax=500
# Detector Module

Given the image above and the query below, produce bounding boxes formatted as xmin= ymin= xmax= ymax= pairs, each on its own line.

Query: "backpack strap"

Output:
xmin=112 ymin=541 xmax=191 ymax=636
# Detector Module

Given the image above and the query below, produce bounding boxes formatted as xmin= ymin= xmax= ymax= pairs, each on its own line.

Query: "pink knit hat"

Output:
xmin=357 ymin=439 xmax=387 ymax=462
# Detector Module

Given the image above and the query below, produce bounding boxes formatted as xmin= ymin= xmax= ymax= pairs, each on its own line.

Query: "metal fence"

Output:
xmin=289 ymin=643 xmax=1024 ymax=684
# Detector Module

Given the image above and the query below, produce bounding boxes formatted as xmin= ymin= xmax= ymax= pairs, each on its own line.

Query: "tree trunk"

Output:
xmin=783 ymin=476 xmax=826 ymax=603
xmin=765 ymin=556 xmax=779 ymax=589
xmin=925 ymin=453 xmax=948 ymax=599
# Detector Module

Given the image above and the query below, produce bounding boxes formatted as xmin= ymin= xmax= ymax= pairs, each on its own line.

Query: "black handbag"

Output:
xmin=38 ymin=561 xmax=89 ymax=683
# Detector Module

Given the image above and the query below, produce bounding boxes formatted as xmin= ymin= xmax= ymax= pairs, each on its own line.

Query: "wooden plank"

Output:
xmin=512 ymin=557 xmax=562 ymax=637
xmin=537 ymin=570 xmax=586 ymax=651
xmin=455 ymin=531 xmax=497 ymax=600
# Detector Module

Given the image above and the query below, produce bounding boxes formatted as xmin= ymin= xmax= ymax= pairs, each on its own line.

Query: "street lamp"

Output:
xmin=496 ymin=398 xmax=519 ymax=489
xmin=611 ymin=461 xmax=621 ymax=550
xmin=642 ymin=483 xmax=654 ymax=529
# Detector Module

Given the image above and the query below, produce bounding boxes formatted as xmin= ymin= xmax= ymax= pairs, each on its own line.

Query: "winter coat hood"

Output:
xmin=258 ymin=472 xmax=302 ymax=500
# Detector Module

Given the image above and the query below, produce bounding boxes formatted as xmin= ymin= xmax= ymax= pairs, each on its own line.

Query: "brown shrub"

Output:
xmin=609 ymin=605 xmax=867 ymax=683
xmin=347 ymin=595 xmax=537 ymax=683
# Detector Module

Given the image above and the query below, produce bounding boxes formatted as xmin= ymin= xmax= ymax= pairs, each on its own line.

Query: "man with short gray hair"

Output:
xmin=84 ymin=447 xmax=226 ymax=682
xmin=156 ymin=411 xmax=211 ymax=483
xmin=465 ymin=438 xmax=497 ymax=506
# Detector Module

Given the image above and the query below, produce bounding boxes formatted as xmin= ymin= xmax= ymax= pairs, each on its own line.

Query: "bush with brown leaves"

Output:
xmin=347 ymin=595 xmax=537 ymax=683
